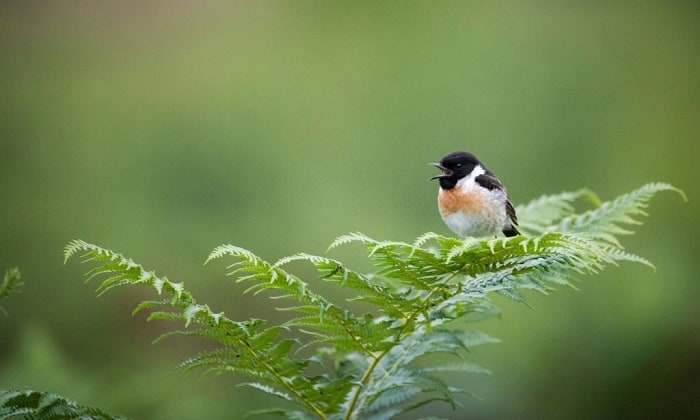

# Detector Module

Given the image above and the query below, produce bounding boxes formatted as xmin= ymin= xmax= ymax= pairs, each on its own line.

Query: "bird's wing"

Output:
xmin=475 ymin=173 xmax=505 ymax=192
xmin=476 ymin=173 xmax=519 ymax=226
xmin=475 ymin=173 xmax=504 ymax=191
xmin=505 ymin=199 xmax=518 ymax=226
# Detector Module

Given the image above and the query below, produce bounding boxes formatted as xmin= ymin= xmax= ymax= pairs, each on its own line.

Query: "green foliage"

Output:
xmin=0 ymin=268 xmax=22 ymax=316
xmin=0 ymin=389 xmax=122 ymax=419
xmin=63 ymin=183 xmax=683 ymax=419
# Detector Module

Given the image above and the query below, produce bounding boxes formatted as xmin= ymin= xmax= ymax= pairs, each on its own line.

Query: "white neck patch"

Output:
xmin=456 ymin=165 xmax=485 ymax=188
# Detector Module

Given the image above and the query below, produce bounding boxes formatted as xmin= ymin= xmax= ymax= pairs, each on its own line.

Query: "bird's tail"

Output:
xmin=503 ymin=226 xmax=520 ymax=237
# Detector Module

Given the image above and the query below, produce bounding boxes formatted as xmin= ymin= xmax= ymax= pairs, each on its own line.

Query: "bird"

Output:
xmin=430 ymin=151 xmax=520 ymax=238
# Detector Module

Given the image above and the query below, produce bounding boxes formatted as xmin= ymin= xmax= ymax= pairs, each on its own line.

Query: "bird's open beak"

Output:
xmin=429 ymin=163 xmax=452 ymax=180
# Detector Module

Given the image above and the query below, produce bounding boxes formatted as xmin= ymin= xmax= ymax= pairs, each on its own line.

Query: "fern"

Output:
xmin=0 ymin=268 xmax=22 ymax=316
xmin=0 ymin=389 xmax=123 ymax=419
xmin=63 ymin=183 xmax=683 ymax=419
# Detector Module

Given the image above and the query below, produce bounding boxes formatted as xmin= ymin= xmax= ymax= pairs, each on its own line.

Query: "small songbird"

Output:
xmin=430 ymin=151 xmax=520 ymax=238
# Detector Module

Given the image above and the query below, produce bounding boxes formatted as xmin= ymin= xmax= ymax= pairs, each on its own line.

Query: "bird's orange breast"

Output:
xmin=438 ymin=188 xmax=486 ymax=217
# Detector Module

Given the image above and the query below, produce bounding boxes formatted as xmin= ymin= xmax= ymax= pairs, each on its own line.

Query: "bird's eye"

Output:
xmin=455 ymin=163 xmax=462 ymax=168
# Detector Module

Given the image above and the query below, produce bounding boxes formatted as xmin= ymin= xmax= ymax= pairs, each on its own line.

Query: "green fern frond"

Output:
xmin=327 ymin=232 xmax=378 ymax=251
xmin=0 ymin=389 xmax=123 ymax=419
xmin=603 ymin=247 xmax=655 ymax=269
xmin=0 ymin=268 xmax=22 ymax=315
xmin=64 ymin=242 xmax=331 ymax=417
xmin=516 ymin=188 xmax=600 ymax=233
xmin=64 ymin=183 xmax=682 ymax=419
xmin=552 ymin=182 xmax=685 ymax=245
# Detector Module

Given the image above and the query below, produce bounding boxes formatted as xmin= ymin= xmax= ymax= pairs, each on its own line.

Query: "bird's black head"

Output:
xmin=430 ymin=151 xmax=481 ymax=190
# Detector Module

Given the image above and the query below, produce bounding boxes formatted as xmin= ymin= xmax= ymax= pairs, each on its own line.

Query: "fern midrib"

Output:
xmin=162 ymin=290 xmax=330 ymax=417
xmin=343 ymin=269 xmax=461 ymax=419
xmin=238 ymin=338 xmax=328 ymax=419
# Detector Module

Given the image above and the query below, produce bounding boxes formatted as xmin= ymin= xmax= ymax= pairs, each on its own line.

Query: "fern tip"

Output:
xmin=63 ymin=239 xmax=85 ymax=264
xmin=579 ymin=188 xmax=601 ymax=207
xmin=673 ymin=186 xmax=688 ymax=202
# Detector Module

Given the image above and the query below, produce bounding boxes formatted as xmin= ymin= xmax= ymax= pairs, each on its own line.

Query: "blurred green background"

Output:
xmin=1 ymin=1 xmax=698 ymax=418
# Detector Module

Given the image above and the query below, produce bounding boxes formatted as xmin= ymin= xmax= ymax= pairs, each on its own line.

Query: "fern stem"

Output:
xmin=239 ymin=340 xmax=328 ymax=419
xmin=343 ymin=271 xmax=459 ymax=419
xmin=343 ymin=349 xmax=386 ymax=420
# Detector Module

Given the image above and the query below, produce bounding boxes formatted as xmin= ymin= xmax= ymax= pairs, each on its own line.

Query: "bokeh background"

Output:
xmin=1 ymin=1 xmax=698 ymax=419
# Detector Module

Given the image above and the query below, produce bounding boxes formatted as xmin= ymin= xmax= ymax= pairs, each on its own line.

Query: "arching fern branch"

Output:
xmin=63 ymin=183 xmax=684 ymax=419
